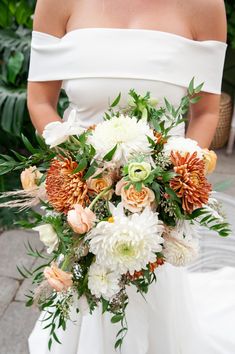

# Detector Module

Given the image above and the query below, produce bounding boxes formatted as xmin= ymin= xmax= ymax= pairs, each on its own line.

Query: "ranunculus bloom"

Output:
xmin=20 ymin=166 xmax=43 ymax=191
xmin=203 ymin=149 xmax=217 ymax=174
xmin=67 ymin=204 xmax=96 ymax=234
xmin=33 ymin=224 xmax=59 ymax=254
xmin=44 ymin=262 xmax=73 ymax=292
xmin=128 ymin=161 xmax=151 ymax=182
xmin=87 ymin=170 xmax=113 ymax=200
xmin=115 ymin=179 xmax=155 ymax=212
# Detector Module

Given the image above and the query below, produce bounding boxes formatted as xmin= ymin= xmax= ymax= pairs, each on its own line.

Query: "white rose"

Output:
xmin=33 ymin=224 xmax=59 ymax=254
xmin=163 ymin=137 xmax=203 ymax=158
xmin=42 ymin=109 xmax=85 ymax=148
xmin=88 ymin=263 xmax=121 ymax=300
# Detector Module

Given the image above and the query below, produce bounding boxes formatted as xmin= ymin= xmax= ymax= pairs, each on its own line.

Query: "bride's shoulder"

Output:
xmin=33 ymin=0 xmax=76 ymax=38
xmin=187 ymin=0 xmax=227 ymax=42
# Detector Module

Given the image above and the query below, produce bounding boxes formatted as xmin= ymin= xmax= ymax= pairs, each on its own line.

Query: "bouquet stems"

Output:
xmin=89 ymin=186 xmax=112 ymax=210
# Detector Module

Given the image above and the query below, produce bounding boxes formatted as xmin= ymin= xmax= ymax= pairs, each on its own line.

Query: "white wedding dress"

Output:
xmin=28 ymin=28 xmax=235 ymax=354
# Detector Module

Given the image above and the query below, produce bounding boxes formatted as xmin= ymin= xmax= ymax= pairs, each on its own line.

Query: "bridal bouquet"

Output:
xmin=0 ymin=79 xmax=230 ymax=350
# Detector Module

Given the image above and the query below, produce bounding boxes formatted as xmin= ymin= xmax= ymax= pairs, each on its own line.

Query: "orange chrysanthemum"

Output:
xmin=46 ymin=157 xmax=89 ymax=214
xmin=170 ymin=151 xmax=212 ymax=213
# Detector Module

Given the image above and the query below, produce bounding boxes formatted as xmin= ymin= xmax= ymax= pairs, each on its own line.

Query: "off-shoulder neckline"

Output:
xmin=32 ymin=27 xmax=227 ymax=47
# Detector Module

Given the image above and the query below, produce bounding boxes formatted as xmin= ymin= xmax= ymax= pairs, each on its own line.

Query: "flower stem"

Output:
xmin=61 ymin=255 xmax=72 ymax=271
xmin=89 ymin=186 xmax=112 ymax=210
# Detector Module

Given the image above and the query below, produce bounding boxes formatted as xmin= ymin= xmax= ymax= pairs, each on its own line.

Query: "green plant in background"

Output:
xmin=0 ymin=0 xmax=69 ymax=230
xmin=0 ymin=0 xmax=36 ymax=229
xmin=225 ymin=0 xmax=235 ymax=48
xmin=0 ymin=0 xmax=66 ymax=229
xmin=0 ymin=0 xmax=35 ymax=136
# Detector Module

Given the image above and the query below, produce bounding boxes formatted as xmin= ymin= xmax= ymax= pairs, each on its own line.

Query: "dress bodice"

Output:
xmin=28 ymin=28 xmax=227 ymax=136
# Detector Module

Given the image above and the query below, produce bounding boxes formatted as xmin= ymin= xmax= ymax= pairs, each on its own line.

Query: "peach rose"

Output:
xmin=203 ymin=149 xmax=217 ymax=174
xmin=20 ymin=166 xmax=43 ymax=191
xmin=115 ymin=179 xmax=156 ymax=212
xmin=44 ymin=262 xmax=73 ymax=292
xmin=87 ymin=170 xmax=113 ymax=200
xmin=67 ymin=204 xmax=96 ymax=234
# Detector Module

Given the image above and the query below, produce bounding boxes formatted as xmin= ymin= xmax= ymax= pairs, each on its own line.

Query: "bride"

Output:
xmin=27 ymin=0 xmax=235 ymax=353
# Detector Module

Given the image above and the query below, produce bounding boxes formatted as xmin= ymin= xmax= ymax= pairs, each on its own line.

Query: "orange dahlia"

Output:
xmin=170 ymin=151 xmax=212 ymax=213
xmin=46 ymin=157 xmax=89 ymax=214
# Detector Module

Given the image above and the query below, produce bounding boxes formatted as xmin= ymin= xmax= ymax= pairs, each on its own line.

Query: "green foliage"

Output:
xmin=0 ymin=1 xmax=69 ymax=228
xmin=190 ymin=208 xmax=231 ymax=238
xmin=0 ymin=81 xmax=28 ymax=136
xmin=225 ymin=0 xmax=235 ymax=48
xmin=0 ymin=0 xmax=36 ymax=29
xmin=0 ymin=7 xmax=34 ymax=137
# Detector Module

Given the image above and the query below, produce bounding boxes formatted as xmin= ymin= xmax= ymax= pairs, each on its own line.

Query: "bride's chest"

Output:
xmin=67 ymin=0 xmax=193 ymax=40
xmin=62 ymin=78 xmax=186 ymax=112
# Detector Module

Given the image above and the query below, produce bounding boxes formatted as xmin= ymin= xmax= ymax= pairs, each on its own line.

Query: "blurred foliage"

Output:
xmin=225 ymin=0 xmax=235 ymax=48
xmin=0 ymin=0 xmax=69 ymax=229
xmin=0 ymin=0 xmax=35 ymax=141
xmin=0 ymin=0 xmax=35 ymax=28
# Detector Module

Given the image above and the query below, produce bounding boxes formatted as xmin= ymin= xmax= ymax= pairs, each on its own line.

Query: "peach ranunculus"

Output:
xmin=44 ymin=262 xmax=73 ymax=292
xmin=67 ymin=204 xmax=96 ymax=234
xmin=87 ymin=169 xmax=113 ymax=200
xmin=115 ymin=178 xmax=156 ymax=213
xmin=20 ymin=166 xmax=43 ymax=191
xmin=203 ymin=149 xmax=217 ymax=174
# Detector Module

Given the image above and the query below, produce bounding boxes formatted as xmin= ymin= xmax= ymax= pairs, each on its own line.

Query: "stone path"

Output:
xmin=0 ymin=148 xmax=234 ymax=354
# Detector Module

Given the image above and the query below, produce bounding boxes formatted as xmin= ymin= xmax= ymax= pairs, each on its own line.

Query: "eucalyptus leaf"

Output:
xmin=110 ymin=92 xmax=121 ymax=107
xmin=103 ymin=144 xmax=117 ymax=161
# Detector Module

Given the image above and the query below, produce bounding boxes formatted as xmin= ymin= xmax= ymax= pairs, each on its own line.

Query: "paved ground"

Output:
xmin=0 ymin=148 xmax=234 ymax=354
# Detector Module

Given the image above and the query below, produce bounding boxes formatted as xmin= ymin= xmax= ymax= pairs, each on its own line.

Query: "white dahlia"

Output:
xmin=163 ymin=137 xmax=203 ymax=158
xmin=88 ymin=263 xmax=121 ymax=300
xmin=163 ymin=220 xmax=200 ymax=267
xmin=88 ymin=114 xmax=154 ymax=166
xmin=87 ymin=204 xmax=164 ymax=275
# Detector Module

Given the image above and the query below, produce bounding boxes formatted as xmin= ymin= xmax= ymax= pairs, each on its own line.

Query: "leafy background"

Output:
xmin=0 ymin=0 xmax=235 ymax=229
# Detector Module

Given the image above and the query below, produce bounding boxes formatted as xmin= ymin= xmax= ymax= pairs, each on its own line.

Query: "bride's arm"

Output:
xmin=27 ymin=0 xmax=72 ymax=134
xmin=186 ymin=0 xmax=227 ymax=148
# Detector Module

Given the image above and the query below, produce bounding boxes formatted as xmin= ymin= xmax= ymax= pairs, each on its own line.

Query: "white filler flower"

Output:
xmin=163 ymin=220 xmax=200 ymax=267
xmin=33 ymin=224 xmax=59 ymax=254
xmin=88 ymin=114 xmax=154 ymax=166
xmin=88 ymin=205 xmax=164 ymax=275
xmin=163 ymin=137 xmax=203 ymax=158
xmin=88 ymin=263 xmax=121 ymax=300
xmin=42 ymin=109 xmax=84 ymax=148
